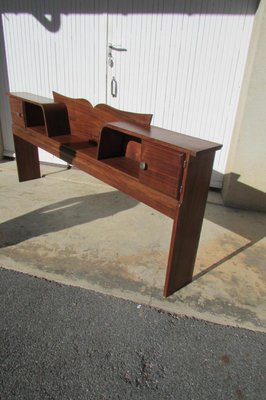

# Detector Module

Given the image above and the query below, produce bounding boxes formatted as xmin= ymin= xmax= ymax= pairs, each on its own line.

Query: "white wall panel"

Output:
xmin=0 ymin=1 xmax=107 ymax=162
xmin=107 ymin=0 xmax=257 ymax=186
xmin=0 ymin=0 xmax=257 ymax=185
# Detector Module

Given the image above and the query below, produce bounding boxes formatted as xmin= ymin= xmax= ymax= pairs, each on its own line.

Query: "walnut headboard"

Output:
xmin=52 ymin=92 xmax=153 ymax=142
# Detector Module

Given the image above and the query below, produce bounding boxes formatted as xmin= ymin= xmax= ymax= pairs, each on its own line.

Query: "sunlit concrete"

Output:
xmin=1 ymin=160 xmax=265 ymax=332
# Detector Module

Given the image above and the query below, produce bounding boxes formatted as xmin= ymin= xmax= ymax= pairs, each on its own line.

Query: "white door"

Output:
xmin=1 ymin=1 xmax=256 ymax=185
xmin=106 ymin=0 xmax=256 ymax=187
xmin=1 ymin=4 xmax=107 ymax=164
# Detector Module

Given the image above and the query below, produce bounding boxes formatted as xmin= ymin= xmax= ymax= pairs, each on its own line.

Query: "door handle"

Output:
xmin=108 ymin=44 xmax=127 ymax=52
xmin=111 ymin=76 xmax=118 ymax=97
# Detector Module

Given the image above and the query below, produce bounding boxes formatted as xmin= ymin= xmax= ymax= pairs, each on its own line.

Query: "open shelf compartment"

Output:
xmin=97 ymin=127 xmax=142 ymax=179
xmin=24 ymin=102 xmax=46 ymax=134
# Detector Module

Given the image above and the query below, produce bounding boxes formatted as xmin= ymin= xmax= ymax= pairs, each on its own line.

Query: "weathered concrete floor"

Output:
xmin=0 ymin=160 xmax=265 ymax=332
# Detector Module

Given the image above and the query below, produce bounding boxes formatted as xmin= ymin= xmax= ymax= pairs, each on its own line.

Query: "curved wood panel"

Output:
xmin=53 ymin=91 xmax=98 ymax=141
xmin=95 ymin=103 xmax=153 ymax=126
xmin=53 ymin=91 xmax=153 ymax=142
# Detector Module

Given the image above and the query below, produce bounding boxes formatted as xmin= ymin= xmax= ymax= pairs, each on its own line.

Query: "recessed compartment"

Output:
xmin=23 ymin=101 xmax=70 ymax=137
xmin=24 ymin=102 xmax=45 ymax=132
xmin=97 ymin=128 xmax=186 ymax=196
xmin=97 ymin=128 xmax=142 ymax=179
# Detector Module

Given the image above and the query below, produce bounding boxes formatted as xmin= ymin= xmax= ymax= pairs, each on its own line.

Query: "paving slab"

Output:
xmin=0 ymin=160 xmax=265 ymax=332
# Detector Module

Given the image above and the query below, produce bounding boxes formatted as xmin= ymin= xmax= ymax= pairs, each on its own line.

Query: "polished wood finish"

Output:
xmin=12 ymin=125 xmax=177 ymax=218
xmin=7 ymin=91 xmax=222 ymax=297
xmin=104 ymin=121 xmax=222 ymax=155
xmin=53 ymin=91 xmax=152 ymax=142
xmin=9 ymin=97 xmax=25 ymax=128
xmin=8 ymin=92 xmax=70 ymax=137
xmin=164 ymin=152 xmax=215 ymax=296
xmin=140 ymin=141 xmax=185 ymax=199
xmin=13 ymin=135 xmax=41 ymax=182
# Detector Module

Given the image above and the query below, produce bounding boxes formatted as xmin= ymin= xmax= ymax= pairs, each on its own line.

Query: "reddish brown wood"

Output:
xmin=95 ymin=103 xmax=153 ymax=126
xmin=164 ymin=152 xmax=215 ymax=296
xmin=13 ymin=135 xmax=41 ymax=182
xmin=52 ymin=91 xmax=153 ymax=142
xmin=7 ymin=91 xmax=222 ymax=297
xmin=42 ymin=103 xmax=71 ymax=137
xmin=105 ymin=121 xmax=222 ymax=155
xmin=12 ymin=125 xmax=177 ymax=218
xmin=8 ymin=92 xmax=70 ymax=137
xmin=101 ymin=157 xmax=140 ymax=180
xmin=140 ymin=140 xmax=185 ymax=199
xmin=9 ymin=97 xmax=25 ymax=128
xmin=52 ymin=91 xmax=97 ymax=140
xmin=125 ymin=140 xmax=141 ymax=162
xmin=97 ymin=128 xmax=142 ymax=161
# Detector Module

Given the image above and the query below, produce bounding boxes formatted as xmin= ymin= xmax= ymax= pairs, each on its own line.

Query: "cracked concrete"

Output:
xmin=0 ymin=160 xmax=265 ymax=332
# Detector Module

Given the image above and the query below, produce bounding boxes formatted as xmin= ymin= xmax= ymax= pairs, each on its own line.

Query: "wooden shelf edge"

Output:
xmin=103 ymin=122 xmax=222 ymax=156
xmin=12 ymin=126 xmax=177 ymax=218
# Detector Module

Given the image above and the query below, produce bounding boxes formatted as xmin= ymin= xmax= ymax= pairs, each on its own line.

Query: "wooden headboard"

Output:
xmin=52 ymin=92 xmax=153 ymax=142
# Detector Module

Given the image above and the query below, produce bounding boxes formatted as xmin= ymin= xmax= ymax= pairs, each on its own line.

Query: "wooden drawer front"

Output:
xmin=9 ymin=98 xmax=25 ymax=127
xmin=140 ymin=141 xmax=185 ymax=198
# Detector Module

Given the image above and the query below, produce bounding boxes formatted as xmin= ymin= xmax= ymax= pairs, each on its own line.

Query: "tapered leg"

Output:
xmin=164 ymin=152 xmax=215 ymax=297
xmin=13 ymin=134 xmax=41 ymax=182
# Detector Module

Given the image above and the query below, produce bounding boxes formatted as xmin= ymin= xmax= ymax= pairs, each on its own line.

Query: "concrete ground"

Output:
xmin=1 ymin=267 xmax=265 ymax=400
xmin=0 ymin=160 xmax=265 ymax=332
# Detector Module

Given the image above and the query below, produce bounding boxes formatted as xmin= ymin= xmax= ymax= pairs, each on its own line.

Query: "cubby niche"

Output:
xmin=97 ymin=128 xmax=142 ymax=179
xmin=24 ymin=102 xmax=46 ymax=135
xmin=23 ymin=101 xmax=70 ymax=137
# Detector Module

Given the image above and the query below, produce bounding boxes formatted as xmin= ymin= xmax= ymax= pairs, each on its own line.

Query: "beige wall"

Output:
xmin=0 ymin=121 xmax=3 ymax=159
xmin=223 ymin=0 xmax=266 ymax=212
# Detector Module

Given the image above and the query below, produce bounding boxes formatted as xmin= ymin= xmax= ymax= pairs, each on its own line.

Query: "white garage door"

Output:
xmin=0 ymin=0 xmax=257 ymax=186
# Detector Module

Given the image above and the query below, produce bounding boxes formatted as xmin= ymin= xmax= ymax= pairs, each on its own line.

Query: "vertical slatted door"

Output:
xmin=106 ymin=0 xmax=257 ymax=187
xmin=1 ymin=1 xmax=107 ymax=163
